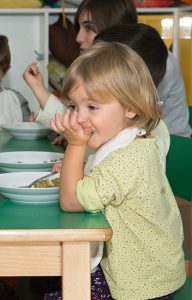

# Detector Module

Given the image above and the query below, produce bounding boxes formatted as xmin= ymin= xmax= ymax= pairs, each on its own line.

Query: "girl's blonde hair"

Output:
xmin=62 ymin=41 xmax=161 ymax=134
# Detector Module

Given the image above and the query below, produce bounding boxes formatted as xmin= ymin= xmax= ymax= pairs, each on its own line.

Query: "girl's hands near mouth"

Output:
xmin=50 ymin=110 xmax=93 ymax=146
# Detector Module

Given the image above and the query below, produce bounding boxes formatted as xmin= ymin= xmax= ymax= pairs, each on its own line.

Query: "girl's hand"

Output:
xmin=50 ymin=110 xmax=92 ymax=146
xmin=23 ymin=62 xmax=43 ymax=89
xmin=52 ymin=162 xmax=62 ymax=173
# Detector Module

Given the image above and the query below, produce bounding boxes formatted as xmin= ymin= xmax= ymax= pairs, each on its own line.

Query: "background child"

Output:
xmin=0 ymin=35 xmax=32 ymax=124
xmin=45 ymin=41 xmax=186 ymax=300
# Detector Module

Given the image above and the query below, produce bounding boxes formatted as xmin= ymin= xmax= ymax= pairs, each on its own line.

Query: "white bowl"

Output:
xmin=0 ymin=172 xmax=59 ymax=203
xmin=1 ymin=122 xmax=52 ymax=140
xmin=0 ymin=151 xmax=64 ymax=172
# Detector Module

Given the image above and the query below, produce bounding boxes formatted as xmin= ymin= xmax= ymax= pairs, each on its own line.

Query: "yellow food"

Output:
xmin=33 ymin=178 xmax=60 ymax=188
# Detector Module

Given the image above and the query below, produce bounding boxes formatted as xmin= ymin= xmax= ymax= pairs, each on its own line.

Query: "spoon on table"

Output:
xmin=19 ymin=172 xmax=56 ymax=188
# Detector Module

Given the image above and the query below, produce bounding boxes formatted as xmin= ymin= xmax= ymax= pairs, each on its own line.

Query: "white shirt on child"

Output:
xmin=0 ymin=88 xmax=23 ymax=124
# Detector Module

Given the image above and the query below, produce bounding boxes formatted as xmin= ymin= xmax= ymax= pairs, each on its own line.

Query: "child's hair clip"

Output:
xmin=137 ymin=129 xmax=146 ymax=136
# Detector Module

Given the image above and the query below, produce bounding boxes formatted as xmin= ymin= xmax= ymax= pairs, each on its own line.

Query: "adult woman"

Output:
xmin=75 ymin=0 xmax=137 ymax=54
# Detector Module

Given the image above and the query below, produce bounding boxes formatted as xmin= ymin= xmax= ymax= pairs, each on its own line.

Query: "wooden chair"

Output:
xmin=166 ymin=134 xmax=192 ymax=299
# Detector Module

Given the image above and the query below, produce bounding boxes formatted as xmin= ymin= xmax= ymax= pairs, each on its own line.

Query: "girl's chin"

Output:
xmin=87 ymin=140 xmax=101 ymax=149
xmin=87 ymin=143 xmax=98 ymax=149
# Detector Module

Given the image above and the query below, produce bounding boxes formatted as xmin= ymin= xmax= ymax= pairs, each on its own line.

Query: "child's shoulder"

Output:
xmin=90 ymin=138 xmax=161 ymax=189
xmin=116 ymin=137 xmax=157 ymax=156
xmin=100 ymin=137 xmax=158 ymax=169
xmin=0 ymin=88 xmax=27 ymax=103
xmin=2 ymin=87 xmax=19 ymax=94
xmin=0 ymin=87 xmax=18 ymax=95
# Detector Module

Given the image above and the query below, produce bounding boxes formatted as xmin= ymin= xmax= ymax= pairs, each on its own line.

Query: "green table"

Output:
xmin=0 ymin=131 xmax=63 ymax=153
xmin=0 ymin=132 xmax=112 ymax=300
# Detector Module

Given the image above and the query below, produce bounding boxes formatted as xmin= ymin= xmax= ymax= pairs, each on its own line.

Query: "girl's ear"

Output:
xmin=125 ymin=109 xmax=137 ymax=120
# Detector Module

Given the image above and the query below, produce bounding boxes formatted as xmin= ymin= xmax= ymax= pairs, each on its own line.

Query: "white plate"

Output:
xmin=0 ymin=151 xmax=64 ymax=172
xmin=0 ymin=172 xmax=59 ymax=203
xmin=1 ymin=122 xmax=52 ymax=140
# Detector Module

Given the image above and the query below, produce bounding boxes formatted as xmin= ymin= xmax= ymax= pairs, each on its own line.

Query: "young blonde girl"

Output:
xmin=46 ymin=42 xmax=186 ymax=300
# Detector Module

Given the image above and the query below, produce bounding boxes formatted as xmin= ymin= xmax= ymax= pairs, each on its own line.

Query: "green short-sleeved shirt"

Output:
xmin=77 ymin=138 xmax=186 ymax=300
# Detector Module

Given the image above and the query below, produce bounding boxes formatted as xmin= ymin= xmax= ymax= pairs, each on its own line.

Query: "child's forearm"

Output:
xmin=33 ymin=85 xmax=51 ymax=109
xmin=59 ymin=144 xmax=85 ymax=212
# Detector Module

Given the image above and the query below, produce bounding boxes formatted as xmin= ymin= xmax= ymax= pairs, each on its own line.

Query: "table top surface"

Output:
xmin=0 ymin=131 xmax=111 ymax=237
xmin=0 ymin=130 xmax=63 ymax=153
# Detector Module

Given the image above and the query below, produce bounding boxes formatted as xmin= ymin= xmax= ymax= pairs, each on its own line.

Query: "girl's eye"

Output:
xmin=67 ymin=103 xmax=78 ymax=111
xmin=88 ymin=105 xmax=98 ymax=110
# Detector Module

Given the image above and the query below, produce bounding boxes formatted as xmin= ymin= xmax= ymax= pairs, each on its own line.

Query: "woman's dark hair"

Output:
xmin=94 ymin=23 xmax=168 ymax=87
xmin=75 ymin=0 xmax=137 ymax=33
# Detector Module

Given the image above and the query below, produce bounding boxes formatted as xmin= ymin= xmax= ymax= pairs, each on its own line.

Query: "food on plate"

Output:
xmin=43 ymin=158 xmax=63 ymax=163
xmin=33 ymin=177 xmax=60 ymax=188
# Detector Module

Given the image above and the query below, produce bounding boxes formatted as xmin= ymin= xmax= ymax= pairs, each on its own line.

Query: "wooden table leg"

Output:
xmin=62 ymin=242 xmax=91 ymax=300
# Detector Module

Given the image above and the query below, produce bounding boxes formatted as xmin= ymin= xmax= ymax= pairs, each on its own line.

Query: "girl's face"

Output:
xmin=76 ymin=11 xmax=98 ymax=54
xmin=66 ymin=82 xmax=132 ymax=149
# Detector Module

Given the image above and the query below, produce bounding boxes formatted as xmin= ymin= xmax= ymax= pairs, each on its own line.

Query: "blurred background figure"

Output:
xmin=0 ymin=35 xmax=33 ymax=124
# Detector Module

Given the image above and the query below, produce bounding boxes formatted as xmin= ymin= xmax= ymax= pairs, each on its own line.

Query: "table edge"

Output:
xmin=0 ymin=228 xmax=113 ymax=242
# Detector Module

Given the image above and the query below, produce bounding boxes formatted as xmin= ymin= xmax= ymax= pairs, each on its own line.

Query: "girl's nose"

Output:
xmin=76 ymin=109 xmax=89 ymax=124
